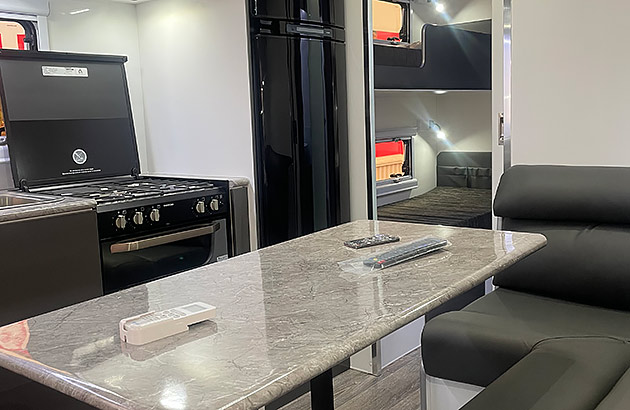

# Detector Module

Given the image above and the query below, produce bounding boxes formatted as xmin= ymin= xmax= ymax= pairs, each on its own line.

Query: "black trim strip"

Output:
xmin=363 ymin=0 xmax=375 ymax=219
xmin=0 ymin=49 xmax=127 ymax=63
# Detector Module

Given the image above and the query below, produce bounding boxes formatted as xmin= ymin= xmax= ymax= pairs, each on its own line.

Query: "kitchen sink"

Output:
xmin=0 ymin=192 xmax=61 ymax=208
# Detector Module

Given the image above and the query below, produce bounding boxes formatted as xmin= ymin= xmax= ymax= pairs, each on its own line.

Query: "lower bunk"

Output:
xmin=377 ymin=152 xmax=493 ymax=229
xmin=377 ymin=186 xmax=492 ymax=229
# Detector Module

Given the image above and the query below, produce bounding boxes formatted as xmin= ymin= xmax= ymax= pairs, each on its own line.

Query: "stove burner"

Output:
xmin=46 ymin=178 xmax=216 ymax=205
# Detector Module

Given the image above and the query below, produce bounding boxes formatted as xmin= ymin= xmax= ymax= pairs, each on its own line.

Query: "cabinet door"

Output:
xmin=251 ymin=0 xmax=344 ymax=28
xmin=0 ymin=210 xmax=102 ymax=326
xmin=253 ymin=35 xmax=346 ymax=247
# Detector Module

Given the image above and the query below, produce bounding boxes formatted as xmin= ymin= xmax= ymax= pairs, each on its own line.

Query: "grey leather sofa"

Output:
xmin=421 ymin=165 xmax=630 ymax=410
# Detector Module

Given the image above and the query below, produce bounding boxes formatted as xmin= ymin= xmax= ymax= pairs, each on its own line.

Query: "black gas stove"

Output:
xmin=43 ymin=177 xmax=229 ymax=240
xmin=0 ymin=50 xmax=231 ymax=293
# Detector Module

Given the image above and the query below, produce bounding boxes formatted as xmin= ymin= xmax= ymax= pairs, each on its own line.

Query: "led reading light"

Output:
xmin=435 ymin=3 xmax=445 ymax=13
xmin=429 ymin=120 xmax=447 ymax=140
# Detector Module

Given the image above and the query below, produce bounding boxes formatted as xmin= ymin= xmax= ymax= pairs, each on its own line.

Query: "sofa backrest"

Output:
xmin=493 ymin=165 xmax=630 ymax=311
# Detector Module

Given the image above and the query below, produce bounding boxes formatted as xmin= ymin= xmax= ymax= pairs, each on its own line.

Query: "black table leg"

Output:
xmin=310 ymin=369 xmax=334 ymax=410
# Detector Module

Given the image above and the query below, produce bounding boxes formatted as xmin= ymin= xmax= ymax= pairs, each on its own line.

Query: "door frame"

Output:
xmin=363 ymin=0 xmax=377 ymax=219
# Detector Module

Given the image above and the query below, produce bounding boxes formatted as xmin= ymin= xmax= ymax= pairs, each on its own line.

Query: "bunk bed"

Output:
xmin=377 ymin=152 xmax=492 ymax=229
xmin=374 ymin=20 xmax=492 ymax=90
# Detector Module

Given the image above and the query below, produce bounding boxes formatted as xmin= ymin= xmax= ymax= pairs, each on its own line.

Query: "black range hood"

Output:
xmin=0 ymin=50 xmax=140 ymax=190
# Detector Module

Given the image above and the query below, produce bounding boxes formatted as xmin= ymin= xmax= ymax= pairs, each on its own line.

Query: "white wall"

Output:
xmin=410 ymin=0 xmax=491 ymax=42
xmin=47 ymin=0 xmax=148 ymax=172
xmin=375 ymin=91 xmax=492 ymax=197
xmin=135 ymin=0 xmax=253 ymax=179
xmin=345 ymin=0 xmax=370 ymax=221
xmin=451 ymin=0 xmax=492 ymax=24
xmin=437 ymin=92 xmax=492 ymax=151
xmin=510 ymin=0 xmax=630 ymax=166
xmin=135 ymin=0 xmax=256 ymax=243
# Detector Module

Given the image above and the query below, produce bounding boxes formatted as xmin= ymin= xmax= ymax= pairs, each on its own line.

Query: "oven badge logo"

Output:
xmin=72 ymin=149 xmax=88 ymax=165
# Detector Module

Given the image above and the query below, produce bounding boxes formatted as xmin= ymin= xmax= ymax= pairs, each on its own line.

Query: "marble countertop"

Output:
xmin=0 ymin=220 xmax=545 ymax=410
xmin=0 ymin=190 xmax=96 ymax=223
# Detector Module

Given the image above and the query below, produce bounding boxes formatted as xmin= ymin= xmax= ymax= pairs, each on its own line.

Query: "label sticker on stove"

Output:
xmin=42 ymin=66 xmax=89 ymax=78
xmin=62 ymin=168 xmax=102 ymax=176
xmin=72 ymin=149 xmax=88 ymax=165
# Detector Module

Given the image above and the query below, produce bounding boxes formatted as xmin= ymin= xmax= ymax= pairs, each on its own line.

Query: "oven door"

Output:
xmin=101 ymin=218 xmax=228 ymax=294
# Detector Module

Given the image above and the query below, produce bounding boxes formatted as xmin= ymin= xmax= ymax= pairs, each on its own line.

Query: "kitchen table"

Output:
xmin=0 ymin=220 xmax=546 ymax=409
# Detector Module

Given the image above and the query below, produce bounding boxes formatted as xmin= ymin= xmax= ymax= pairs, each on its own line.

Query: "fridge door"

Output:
xmin=251 ymin=0 xmax=344 ymax=28
xmin=252 ymin=35 xmax=348 ymax=247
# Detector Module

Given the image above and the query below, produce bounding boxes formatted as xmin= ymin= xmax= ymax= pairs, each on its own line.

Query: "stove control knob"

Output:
xmin=150 ymin=208 xmax=160 ymax=222
xmin=115 ymin=215 xmax=127 ymax=230
xmin=195 ymin=200 xmax=206 ymax=214
xmin=133 ymin=211 xmax=144 ymax=225
xmin=209 ymin=198 xmax=220 ymax=212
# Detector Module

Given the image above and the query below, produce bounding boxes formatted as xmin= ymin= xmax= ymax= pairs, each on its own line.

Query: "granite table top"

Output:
xmin=0 ymin=190 xmax=97 ymax=224
xmin=0 ymin=220 xmax=546 ymax=410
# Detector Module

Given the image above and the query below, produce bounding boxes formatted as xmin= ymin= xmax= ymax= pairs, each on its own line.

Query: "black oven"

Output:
xmin=101 ymin=218 xmax=228 ymax=294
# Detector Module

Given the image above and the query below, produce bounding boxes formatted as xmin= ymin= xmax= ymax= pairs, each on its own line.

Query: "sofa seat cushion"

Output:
xmin=461 ymin=338 xmax=630 ymax=410
xmin=422 ymin=289 xmax=630 ymax=386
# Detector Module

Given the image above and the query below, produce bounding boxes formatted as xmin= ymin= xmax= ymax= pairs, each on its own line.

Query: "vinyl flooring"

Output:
xmin=279 ymin=348 xmax=422 ymax=410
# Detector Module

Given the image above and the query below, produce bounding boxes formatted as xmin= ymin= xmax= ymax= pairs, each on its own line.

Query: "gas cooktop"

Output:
xmin=45 ymin=178 xmax=218 ymax=205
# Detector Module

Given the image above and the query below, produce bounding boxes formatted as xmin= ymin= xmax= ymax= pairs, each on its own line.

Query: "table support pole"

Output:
xmin=310 ymin=369 xmax=334 ymax=410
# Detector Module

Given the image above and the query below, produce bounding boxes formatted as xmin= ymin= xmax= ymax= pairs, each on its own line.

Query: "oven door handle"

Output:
xmin=110 ymin=223 xmax=220 ymax=254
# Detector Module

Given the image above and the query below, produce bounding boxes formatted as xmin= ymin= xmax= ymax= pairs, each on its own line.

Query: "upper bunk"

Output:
xmin=372 ymin=0 xmax=491 ymax=91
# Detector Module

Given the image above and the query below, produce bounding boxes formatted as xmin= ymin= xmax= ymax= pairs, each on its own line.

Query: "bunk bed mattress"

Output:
xmin=377 ymin=186 xmax=492 ymax=228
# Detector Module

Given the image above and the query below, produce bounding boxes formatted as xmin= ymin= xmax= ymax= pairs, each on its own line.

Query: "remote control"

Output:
xmin=363 ymin=237 xmax=448 ymax=269
xmin=344 ymin=234 xmax=401 ymax=249
xmin=120 ymin=302 xmax=216 ymax=346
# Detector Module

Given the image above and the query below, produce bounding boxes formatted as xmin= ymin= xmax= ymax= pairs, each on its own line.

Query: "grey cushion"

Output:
xmin=494 ymin=165 xmax=630 ymax=224
xmin=491 ymin=165 xmax=630 ymax=310
xmin=421 ymin=289 xmax=630 ymax=386
xmin=595 ymin=367 xmax=630 ymax=410
xmin=493 ymin=219 xmax=630 ymax=311
xmin=461 ymin=338 xmax=630 ymax=410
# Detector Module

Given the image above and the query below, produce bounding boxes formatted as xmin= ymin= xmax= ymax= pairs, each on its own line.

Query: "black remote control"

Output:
xmin=344 ymin=234 xmax=401 ymax=249
xmin=363 ymin=237 xmax=448 ymax=269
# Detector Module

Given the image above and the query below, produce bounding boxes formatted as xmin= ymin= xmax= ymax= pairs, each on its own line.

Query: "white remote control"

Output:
xmin=119 ymin=302 xmax=216 ymax=346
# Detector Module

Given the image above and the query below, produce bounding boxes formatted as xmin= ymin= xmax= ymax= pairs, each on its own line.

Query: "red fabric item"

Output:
xmin=374 ymin=31 xmax=400 ymax=41
xmin=0 ymin=34 xmax=3 ymax=49
xmin=376 ymin=140 xmax=404 ymax=158
xmin=17 ymin=34 xmax=25 ymax=50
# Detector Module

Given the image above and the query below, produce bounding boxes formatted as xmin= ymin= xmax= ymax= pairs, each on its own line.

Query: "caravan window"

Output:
xmin=375 ymin=139 xmax=411 ymax=182
xmin=373 ymin=0 xmax=410 ymax=43
xmin=0 ymin=20 xmax=37 ymax=50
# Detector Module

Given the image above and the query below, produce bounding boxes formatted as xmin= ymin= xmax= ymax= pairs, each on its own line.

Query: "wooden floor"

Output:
xmin=280 ymin=348 xmax=422 ymax=410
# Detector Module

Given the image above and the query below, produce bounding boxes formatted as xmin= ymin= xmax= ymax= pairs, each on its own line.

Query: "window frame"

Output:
xmin=373 ymin=0 xmax=411 ymax=43
xmin=0 ymin=18 xmax=38 ymax=51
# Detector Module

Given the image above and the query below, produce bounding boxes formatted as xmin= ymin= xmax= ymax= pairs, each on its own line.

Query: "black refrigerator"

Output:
xmin=249 ymin=0 xmax=350 ymax=247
